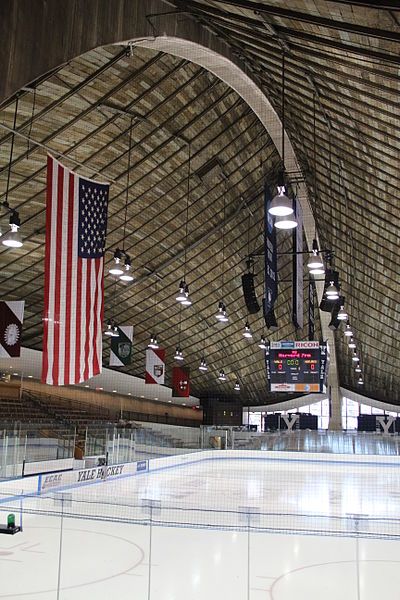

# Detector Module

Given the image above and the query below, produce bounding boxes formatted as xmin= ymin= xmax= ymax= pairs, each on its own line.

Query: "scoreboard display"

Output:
xmin=266 ymin=341 xmax=328 ymax=393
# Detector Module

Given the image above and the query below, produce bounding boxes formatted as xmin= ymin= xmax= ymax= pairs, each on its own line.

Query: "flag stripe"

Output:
xmin=42 ymin=156 xmax=108 ymax=386
xmin=42 ymin=157 xmax=53 ymax=383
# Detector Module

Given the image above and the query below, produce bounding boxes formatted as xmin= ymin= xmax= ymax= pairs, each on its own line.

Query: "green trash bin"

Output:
xmin=7 ymin=514 xmax=15 ymax=529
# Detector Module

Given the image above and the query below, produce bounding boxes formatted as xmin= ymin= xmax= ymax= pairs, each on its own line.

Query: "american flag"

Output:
xmin=42 ymin=155 xmax=109 ymax=386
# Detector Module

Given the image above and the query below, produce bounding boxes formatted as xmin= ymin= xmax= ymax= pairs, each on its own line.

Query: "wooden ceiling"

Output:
xmin=0 ymin=0 xmax=399 ymax=406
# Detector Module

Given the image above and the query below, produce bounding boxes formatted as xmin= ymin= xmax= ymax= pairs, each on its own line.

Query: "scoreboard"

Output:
xmin=266 ymin=341 xmax=329 ymax=393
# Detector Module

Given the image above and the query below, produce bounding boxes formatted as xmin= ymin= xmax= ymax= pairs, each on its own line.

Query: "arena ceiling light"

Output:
xmin=348 ymin=337 xmax=356 ymax=349
xmin=243 ymin=321 xmax=253 ymax=339
xmin=258 ymin=335 xmax=267 ymax=350
xmin=175 ymin=144 xmax=193 ymax=307
xmin=174 ymin=345 xmax=184 ymax=361
xmin=344 ymin=322 xmax=353 ymax=337
xmin=109 ymin=248 xmax=124 ymax=276
xmin=148 ymin=334 xmax=159 ymax=349
xmin=234 ymin=380 xmax=240 ymax=391
xmin=1 ymin=97 xmax=24 ymax=249
xmin=274 ymin=212 xmax=297 ymax=230
xmin=199 ymin=357 xmax=208 ymax=372
xmin=325 ymin=281 xmax=339 ymax=300
xmin=218 ymin=369 xmax=227 ymax=381
xmin=355 ymin=365 xmax=362 ymax=373
xmin=119 ymin=255 xmax=134 ymax=282
xmin=268 ymin=52 xmax=293 ymax=218
xmin=352 ymin=350 xmax=360 ymax=362
xmin=337 ymin=306 xmax=348 ymax=321
xmin=307 ymin=239 xmax=324 ymax=274
xmin=2 ymin=211 xmax=23 ymax=248
xmin=357 ymin=375 xmax=364 ymax=385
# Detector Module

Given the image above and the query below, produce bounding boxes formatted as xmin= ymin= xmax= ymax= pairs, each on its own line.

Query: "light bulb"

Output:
xmin=274 ymin=214 xmax=298 ymax=229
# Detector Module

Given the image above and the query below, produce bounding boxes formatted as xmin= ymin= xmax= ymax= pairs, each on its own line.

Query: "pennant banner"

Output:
xmin=172 ymin=366 xmax=190 ymax=398
xmin=145 ymin=348 xmax=165 ymax=384
xmin=42 ymin=155 xmax=109 ymax=386
xmin=0 ymin=301 xmax=25 ymax=358
xmin=110 ymin=326 xmax=133 ymax=367
xmin=308 ymin=280 xmax=315 ymax=341
xmin=264 ymin=184 xmax=278 ymax=321
xmin=292 ymin=198 xmax=303 ymax=329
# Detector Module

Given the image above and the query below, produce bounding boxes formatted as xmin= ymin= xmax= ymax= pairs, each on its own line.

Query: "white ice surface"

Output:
xmin=1 ymin=457 xmax=400 ymax=599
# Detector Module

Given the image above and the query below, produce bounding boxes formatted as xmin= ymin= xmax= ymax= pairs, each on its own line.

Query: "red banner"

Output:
xmin=172 ymin=366 xmax=190 ymax=397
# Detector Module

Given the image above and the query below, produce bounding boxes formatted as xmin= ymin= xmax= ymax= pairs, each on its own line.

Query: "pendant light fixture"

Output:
xmin=199 ymin=324 xmax=208 ymax=371
xmin=2 ymin=96 xmax=24 ymax=249
xmin=268 ymin=52 xmax=294 ymax=218
xmin=258 ymin=335 xmax=267 ymax=350
xmin=148 ymin=280 xmax=159 ymax=349
xmin=218 ymin=369 xmax=226 ymax=381
xmin=104 ymin=282 xmax=119 ymax=337
xmin=243 ymin=320 xmax=253 ymax=339
xmin=234 ymin=380 xmax=240 ymax=391
xmin=148 ymin=334 xmax=159 ymax=349
xmin=119 ymin=118 xmax=134 ymax=283
xmin=215 ymin=180 xmax=229 ymax=322
xmin=274 ymin=212 xmax=297 ymax=230
xmin=109 ymin=248 xmax=124 ymax=276
xmin=307 ymin=239 xmax=324 ymax=274
xmin=357 ymin=375 xmax=364 ymax=385
xmin=325 ymin=281 xmax=339 ymax=300
xmin=348 ymin=337 xmax=356 ymax=349
xmin=176 ymin=143 xmax=192 ymax=306
xmin=174 ymin=305 xmax=184 ymax=361
xmin=337 ymin=305 xmax=348 ymax=321
xmin=344 ymin=322 xmax=353 ymax=337
xmin=355 ymin=365 xmax=362 ymax=373
xmin=352 ymin=350 xmax=360 ymax=362
xmin=199 ymin=357 xmax=208 ymax=372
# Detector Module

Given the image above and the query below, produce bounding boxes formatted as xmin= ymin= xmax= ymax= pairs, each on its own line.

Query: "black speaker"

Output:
xmin=328 ymin=295 xmax=345 ymax=330
xmin=263 ymin=299 xmax=278 ymax=330
xmin=241 ymin=273 xmax=260 ymax=314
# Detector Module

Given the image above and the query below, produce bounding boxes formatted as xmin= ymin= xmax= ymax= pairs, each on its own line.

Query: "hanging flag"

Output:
xmin=264 ymin=184 xmax=278 ymax=325
xmin=41 ymin=155 xmax=109 ymax=386
xmin=172 ymin=366 xmax=190 ymax=398
xmin=110 ymin=326 xmax=133 ymax=367
xmin=145 ymin=348 xmax=165 ymax=384
xmin=0 ymin=301 xmax=24 ymax=358
xmin=308 ymin=280 xmax=315 ymax=341
xmin=292 ymin=198 xmax=304 ymax=329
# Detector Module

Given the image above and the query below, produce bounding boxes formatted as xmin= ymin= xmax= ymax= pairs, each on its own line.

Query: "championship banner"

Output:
xmin=110 ymin=326 xmax=133 ymax=367
xmin=264 ymin=185 xmax=278 ymax=326
xmin=308 ymin=280 xmax=315 ymax=341
xmin=0 ymin=301 xmax=24 ymax=358
xmin=145 ymin=348 xmax=165 ymax=384
xmin=292 ymin=198 xmax=303 ymax=329
xmin=172 ymin=366 xmax=190 ymax=398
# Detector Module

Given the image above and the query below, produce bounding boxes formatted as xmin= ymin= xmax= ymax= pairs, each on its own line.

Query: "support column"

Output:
xmin=329 ymin=384 xmax=342 ymax=430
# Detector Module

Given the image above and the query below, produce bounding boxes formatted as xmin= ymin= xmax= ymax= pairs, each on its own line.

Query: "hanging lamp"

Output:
xmin=234 ymin=380 xmax=240 ymax=391
xmin=344 ymin=322 xmax=353 ymax=337
xmin=337 ymin=305 xmax=347 ymax=321
xmin=307 ymin=238 xmax=324 ymax=274
xmin=174 ymin=345 xmax=184 ymax=361
xmin=109 ymin=248 xmax=124 ymax=276
xmin=268 ymin=52 xmax=294 ymax=218
xmin=117 ymin=118 xmax=135 ymax=283
xmin=274 ymin=212 xmax=297 ymax=230
xmin=258 ymin=336 xmax=267 ymax=350
xmin=243 ymin=320 xmax=253 ymax=339
xmin=120 ymin=255 xmax=134 ymax=282
xmin=176 ymin=143 xmax=192 ymax=306
xmin=325 ymin=281 xmax=339 ymax=300
xmin=2 ymin=97 xmax=23 ymax=249
xmin=355 ymin=365 xmax=362 ymax=373
xmin=352 ymin=350 xmax=360 ymax=362
xmin=218 ymin=369 xmax=226 ymax=381
xmin=357 ymin=375 xmax=364 ymax=385
xmin=199 ymin=357 xmax=208 ymax=372
xmin=148 ymin=334 xmax=159 ymax=349
xmin=348 ymin=337 xmax=356 ymax=349
xmin=216 ymin=180 xmax=229 ymax=322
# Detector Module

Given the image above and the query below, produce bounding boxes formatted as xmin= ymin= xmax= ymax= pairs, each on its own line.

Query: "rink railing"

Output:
xmin=2 ymin=449 xmax=400 ymax=540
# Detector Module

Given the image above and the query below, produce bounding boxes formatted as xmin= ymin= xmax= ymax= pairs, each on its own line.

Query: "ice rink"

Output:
xmin=1 ymin=455 xmax=400 ymax=599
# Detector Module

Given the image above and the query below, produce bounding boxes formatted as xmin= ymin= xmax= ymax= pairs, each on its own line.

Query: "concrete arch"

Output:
xmin=0 ymin=0 xmax=340 ymax=426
